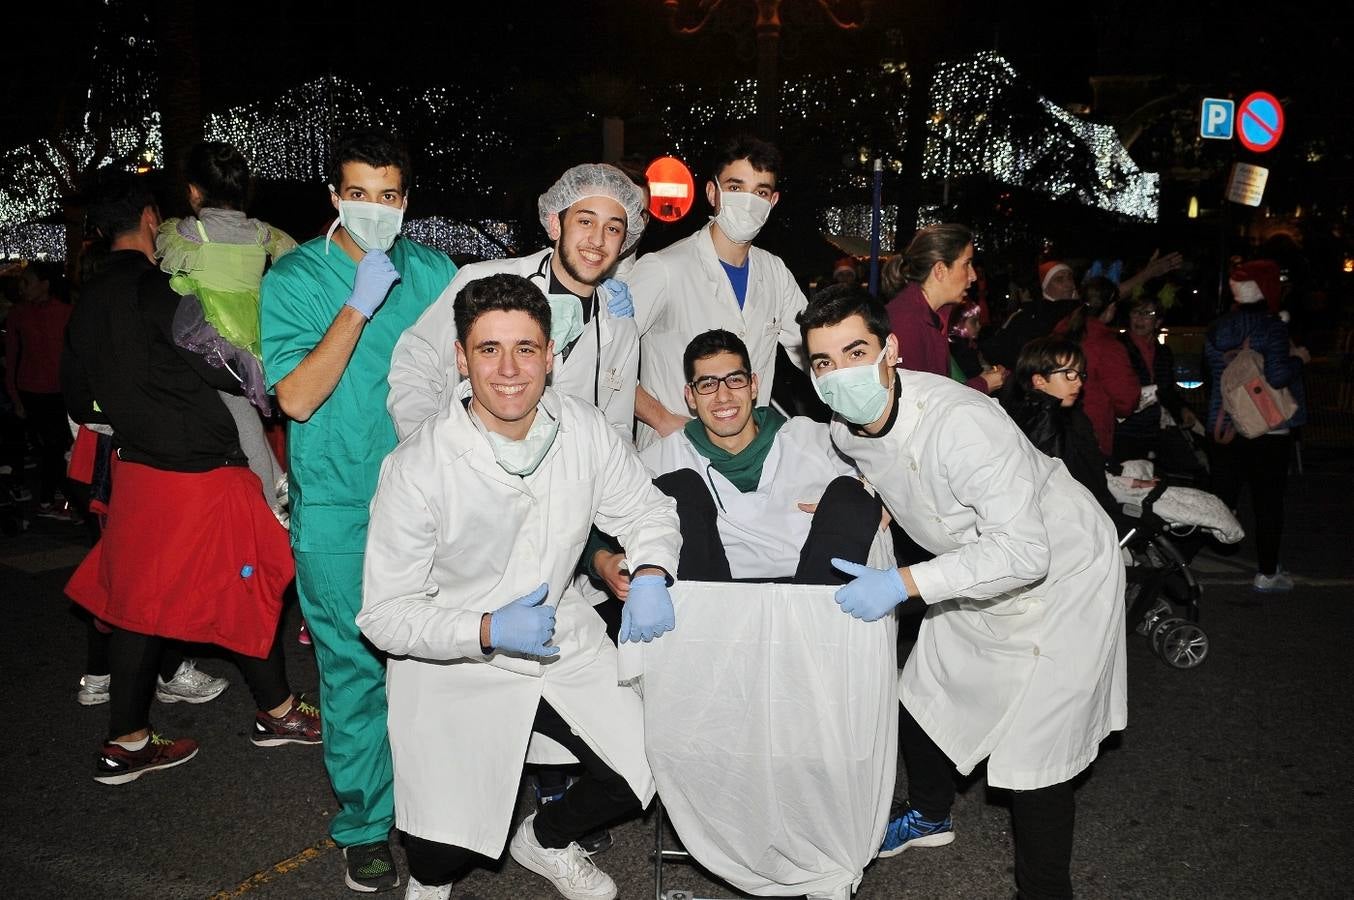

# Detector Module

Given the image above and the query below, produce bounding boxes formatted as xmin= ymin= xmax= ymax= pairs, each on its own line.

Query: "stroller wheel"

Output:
xmin=1135 ymin=598 xmax=1172 ymax=637
xmin=1150 ymin=616 xmax=1185 ymax=655
xmin=1160 ymin=622 xmax=1209 ymax=669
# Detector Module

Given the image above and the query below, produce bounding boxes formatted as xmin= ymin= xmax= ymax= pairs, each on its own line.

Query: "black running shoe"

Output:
xmin=343 ymin=840 xmax=399 ymax=893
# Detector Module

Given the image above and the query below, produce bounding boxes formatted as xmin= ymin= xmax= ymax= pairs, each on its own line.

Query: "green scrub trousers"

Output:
xmin=261 ymin=235 xmax=456 ymax=847
xmin=293 ymin=550 xmax=392 ymax=847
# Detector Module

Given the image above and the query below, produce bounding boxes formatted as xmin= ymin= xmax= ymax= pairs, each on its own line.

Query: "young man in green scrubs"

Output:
xmin=260 ymin=129 xmax=457 ymax=893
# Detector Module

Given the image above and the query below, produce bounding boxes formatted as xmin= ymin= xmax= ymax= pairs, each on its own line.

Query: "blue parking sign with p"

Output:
xmin=1201 ymin=98 xmax=1235 ymax=140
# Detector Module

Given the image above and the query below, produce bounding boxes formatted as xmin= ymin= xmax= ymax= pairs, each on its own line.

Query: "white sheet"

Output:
xmin=1109 ymin=460 xmax=1245 ymax=544
xmin=619 ymin=581 xmax=898 ymax=897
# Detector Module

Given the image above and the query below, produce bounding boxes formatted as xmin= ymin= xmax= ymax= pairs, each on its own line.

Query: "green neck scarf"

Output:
xmin=684 ymin=406 xmax=787 ymax=493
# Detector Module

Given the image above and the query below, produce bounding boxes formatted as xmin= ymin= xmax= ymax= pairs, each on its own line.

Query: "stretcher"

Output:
xmin=618 ymin=581 xmax=899 ymax=899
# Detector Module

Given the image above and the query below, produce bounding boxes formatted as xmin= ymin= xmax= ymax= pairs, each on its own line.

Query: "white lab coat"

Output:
xmin=386 ymin=248 xmax=638 ymax=441
xmin=640 ymin=416 xmax=894 ymax=578
xmin=628 ymin=223 xmax=809 ymax=447
xmin=831 ymin=371 xmax=1127 ymax=791
xmin=357 ymin=384 xmax=680 ymax=854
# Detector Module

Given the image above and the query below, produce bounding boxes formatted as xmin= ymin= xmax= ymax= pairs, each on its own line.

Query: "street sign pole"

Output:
xmin=869 ymin=159 xmax=882 ymax=297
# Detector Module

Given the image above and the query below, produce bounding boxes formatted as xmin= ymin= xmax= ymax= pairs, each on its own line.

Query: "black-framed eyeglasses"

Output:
xmin=1048 ymin=367 xmax=1086 ymax=382
xmin=1131 ymin=309 xmax=1159 ymax=318
xmin=690 ymin=370 xmax=752 ymax=395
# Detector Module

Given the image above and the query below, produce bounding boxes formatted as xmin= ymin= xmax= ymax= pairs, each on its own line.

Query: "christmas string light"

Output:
xmin=819 ymin=205 xmax=899 ymax=253
xmin=925 ymin=52 xmax=1158 ymax=221
xmin=0 ymin=223 xmax=66 ymax=261
xmin=1 ymin=13 xmax=1155 ymax=262
xmin=402 ymin=216 xmax=518 ymax=260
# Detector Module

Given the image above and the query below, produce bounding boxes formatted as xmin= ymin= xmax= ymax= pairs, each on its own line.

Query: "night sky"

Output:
xmin=5 ymin=0 xmax=1350 ymax=148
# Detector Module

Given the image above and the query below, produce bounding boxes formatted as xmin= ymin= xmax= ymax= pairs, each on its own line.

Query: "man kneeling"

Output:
xmin=590 ymin=328 xmax=886 ymax=593
xmin=358 ymin=273 xmax=681 ymax=900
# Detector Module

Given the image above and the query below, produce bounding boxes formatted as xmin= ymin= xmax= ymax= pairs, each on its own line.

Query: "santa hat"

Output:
xmin=1038 ymin=261 xmax=1072 ymax=295
xmin=1229 ymin=260 xmax=1281 ymax=309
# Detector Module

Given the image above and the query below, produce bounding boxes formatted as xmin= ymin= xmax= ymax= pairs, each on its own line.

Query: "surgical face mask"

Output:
xmin=546 ymin=293 xmax=585 ymax=350
xmin=325 ymin=191 xmax=405 ymax=253
xmin=812 ymin=347 xmax=891 ymax=425
xmin=482 ymin=407 xmax=560 ymax=477
xmin=714 ymin=191 xmax=772 ymax=244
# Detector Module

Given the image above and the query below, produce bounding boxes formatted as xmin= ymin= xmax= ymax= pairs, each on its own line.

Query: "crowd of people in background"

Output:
xmin=0 ymin=126 xmax=1326 ymax=900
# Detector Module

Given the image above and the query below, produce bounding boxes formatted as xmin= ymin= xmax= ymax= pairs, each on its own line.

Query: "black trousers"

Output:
xmin=652 ymin=469 xmax=882 ymax=584
xmin=1207 ymin=433 xmax=1293 ymax=575
xmin=19 ymin=391 xmax=71 ymax=504
xmin=82 ymin=609 xmax=181 ymax=681
xmin=404 ymin=698 xmax=640 ymax=887
xmin=106 ymin=620 xmax=290 ymax=739
xmin=897 ymin=704 xmax=1076 ymax=900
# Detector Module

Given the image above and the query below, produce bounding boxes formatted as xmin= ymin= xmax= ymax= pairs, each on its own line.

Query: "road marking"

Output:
xmin=208 ymin=838 xmax=336 ymax=898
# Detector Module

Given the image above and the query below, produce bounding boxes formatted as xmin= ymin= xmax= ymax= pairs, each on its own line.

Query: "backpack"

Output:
xmin=1213 ymin=338 xmax=1296 ymax=442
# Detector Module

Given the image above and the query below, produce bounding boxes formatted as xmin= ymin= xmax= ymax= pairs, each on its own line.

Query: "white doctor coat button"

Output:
xmin=909 ymin=461 xmax=918 ymax=472
xmin=1033 ymin=645 xmax=1041 ymax=657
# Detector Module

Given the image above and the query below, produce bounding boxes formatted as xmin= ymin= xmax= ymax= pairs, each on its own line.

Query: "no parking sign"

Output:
xmin=1237 ymin=92 xmax=1284 ymax=153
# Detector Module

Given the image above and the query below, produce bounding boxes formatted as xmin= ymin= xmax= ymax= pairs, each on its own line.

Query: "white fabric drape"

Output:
xmin=620 ymin=581 xmax=897 ymax=897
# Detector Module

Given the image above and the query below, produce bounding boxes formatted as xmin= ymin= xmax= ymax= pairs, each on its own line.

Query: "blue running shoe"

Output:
xmin=878 ymin=807 xmax=955 ymax=858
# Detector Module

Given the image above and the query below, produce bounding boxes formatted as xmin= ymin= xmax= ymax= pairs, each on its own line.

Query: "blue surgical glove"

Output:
xmin=830 ymin=558 xmax=908 ymax=621
xmin=488 ymin=583 xmax=559 ymax=657
xmin=619 ymin=574 xmax=675 ymax=643
xmin=603 ymin=278 xmax=634 ymax=319
xmin=344 ymin=249 xmax=401 ymax=319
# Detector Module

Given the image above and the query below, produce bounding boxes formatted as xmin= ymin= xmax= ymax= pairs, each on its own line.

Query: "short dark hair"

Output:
xmin=83 ymin=171 xmax=157 ymax=240
xmin=328 ymin=129 xmax=411 ymax=194
xmin=1127 ymin=293 xmax=1158 ymax=313
xmin=453 ymin=274 xmax=551 ymax=346
xmin=709 ymin=134 xmax=782 ymax=183
xmin=682 ymin=329 xmax=752 ymax=383
xmin=797 ymin=283 xmax=892 ymax=351
xmin=184 ymin=141 xmax=250 ymax=210
xmin=1015 ymin=336 xmax=1086 ymax=389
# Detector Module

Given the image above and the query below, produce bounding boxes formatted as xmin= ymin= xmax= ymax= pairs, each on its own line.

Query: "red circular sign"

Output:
xmin=644 ymin=156 xmax=695 ymax=223
xmin=1237 ymin=91 xmax=1285 ymax=153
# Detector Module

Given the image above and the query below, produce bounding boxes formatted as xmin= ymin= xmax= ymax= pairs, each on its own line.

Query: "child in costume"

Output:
xmin=156 ymin=142 xmax=295 ymax=521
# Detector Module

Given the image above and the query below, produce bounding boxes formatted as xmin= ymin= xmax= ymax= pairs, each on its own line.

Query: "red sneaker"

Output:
xmin=94 ymin=732 xmax=199 ymax=785
xmin=252 ymin=694 xmax=322 ymax=747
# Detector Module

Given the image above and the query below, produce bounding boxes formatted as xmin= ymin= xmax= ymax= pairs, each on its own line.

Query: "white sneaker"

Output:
xmin=509 ymin=812 xmax=617 ymax=900
xmin=155 ymin=660 xmax=229 ymax=704
xmin=404 ymin=875 xmax=452 ymax=900
xmin=77 ymin=673 xmax=110 ymax=706
xmin=1253 ymin=571 xmax=1294 ymax=593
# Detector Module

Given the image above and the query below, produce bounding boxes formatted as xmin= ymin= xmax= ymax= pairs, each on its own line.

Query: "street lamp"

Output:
xmin=662 ymin=0 xmax=874 ymax=136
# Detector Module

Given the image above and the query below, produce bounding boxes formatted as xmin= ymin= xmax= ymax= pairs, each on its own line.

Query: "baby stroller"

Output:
xmin=1116 ymin=481 xmax=1211 ymax=670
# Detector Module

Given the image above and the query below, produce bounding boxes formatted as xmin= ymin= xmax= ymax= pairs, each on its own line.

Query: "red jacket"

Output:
xmin=1055 ymin=315 xmax=1140 ymax=456
xmin=4 ymin=296 xmax=71 ymax=398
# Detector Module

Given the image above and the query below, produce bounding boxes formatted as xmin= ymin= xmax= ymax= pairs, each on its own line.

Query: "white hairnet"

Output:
xmin=538 ymin=163 xmax=647 ymax=253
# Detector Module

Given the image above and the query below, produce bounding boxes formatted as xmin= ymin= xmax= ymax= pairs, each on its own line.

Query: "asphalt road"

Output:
xmin=3 ymin=449 xmax=1351 ymax=900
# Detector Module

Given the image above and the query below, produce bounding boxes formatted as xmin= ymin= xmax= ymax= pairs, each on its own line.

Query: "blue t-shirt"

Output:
xmin=719 ymin=259 xmax=749 ymax=310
